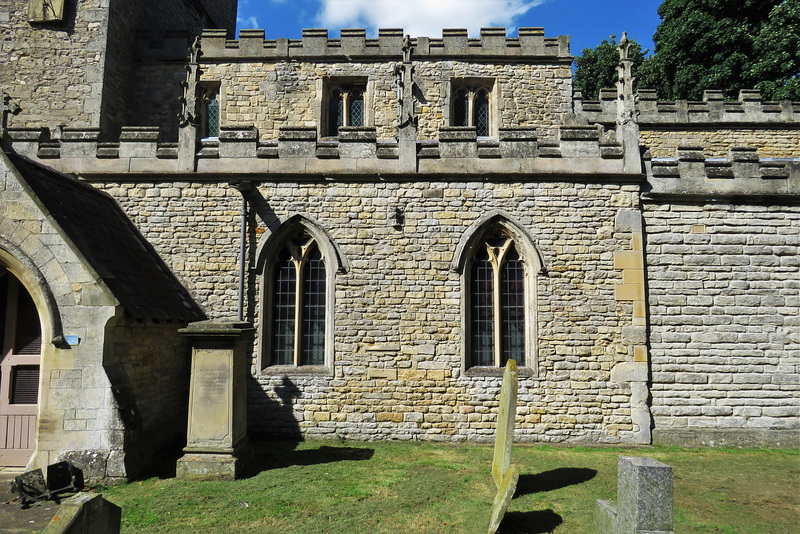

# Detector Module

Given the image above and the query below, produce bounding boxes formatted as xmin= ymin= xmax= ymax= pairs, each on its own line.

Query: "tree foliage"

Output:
xmin=573 ymin=0 xmax=800 ymax=101
xmin=573 ymin=35 xmax=647 ymax=100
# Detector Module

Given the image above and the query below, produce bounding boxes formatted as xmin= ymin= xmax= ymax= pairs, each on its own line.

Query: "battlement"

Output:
xmin=576 ymin=89 xmax=799 ymax=126
xmin=645 ymin=146 xmax=800 ymax=198
xmin=197 ymin=27 xmax=572 ymax=62
xmin=3 ymin=123 xmax=633 ymax=179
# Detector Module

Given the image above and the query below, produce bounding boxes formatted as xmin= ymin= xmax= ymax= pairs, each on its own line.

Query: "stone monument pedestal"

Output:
xmin=176 ymin=321 xmax=254 ymax=481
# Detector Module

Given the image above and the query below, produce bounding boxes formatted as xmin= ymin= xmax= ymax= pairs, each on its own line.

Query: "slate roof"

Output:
xmin=6 ymin=152 xmax=205 ymax=322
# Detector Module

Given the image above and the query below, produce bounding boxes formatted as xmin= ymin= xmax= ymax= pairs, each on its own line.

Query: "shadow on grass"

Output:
xmin=498 ymin=509 xmax=563 ymax=533
xmin=515 ymin=467 xmax=597 ymax=497
xmin=243 ymin=440 xmax=375 ymax=477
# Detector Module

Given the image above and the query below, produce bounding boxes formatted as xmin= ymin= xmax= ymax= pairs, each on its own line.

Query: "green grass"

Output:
xmin=98 ymin=441 xmax=799 ymax=533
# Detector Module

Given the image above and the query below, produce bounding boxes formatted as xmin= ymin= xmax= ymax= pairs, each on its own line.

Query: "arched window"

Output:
xmin=469 ymin=232 xmax=525 ymax=367
xmin=453 ymin=215 xmax=543 ymax=372
xmin=257 ymin=217 xmax=347 ymax=373
xmin=268 ymin=232 xmax=326 ymax=367
xmin=451 ymin=82 xmax=493 ymax=137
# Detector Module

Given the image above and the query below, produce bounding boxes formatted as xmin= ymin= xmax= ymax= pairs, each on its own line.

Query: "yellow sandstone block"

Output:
xmin=615 ymin=283 xmax=644 ymax=301
xmin=398 ymin=369 xmax=427 ymax=381
xmin=622 ymin=269 xmax=644 ymax=284
xmin=377 ymin=412 xmax=403 ymax=423
xmin=634 ymin=345 xmax=648 ymax=362
xmin=426 ymin=370 xmax=445 ymax=381
xmin=614 ymin=250 xmax=643 ymax=270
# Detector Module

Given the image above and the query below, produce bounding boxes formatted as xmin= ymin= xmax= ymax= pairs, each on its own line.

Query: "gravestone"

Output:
xmin=596 ymin=456 xmax=674 ymax=534
xmin=176 ymin=321 xmax=254 ymax=480
xmin=488 ymin=359 xmax=519 ymax=534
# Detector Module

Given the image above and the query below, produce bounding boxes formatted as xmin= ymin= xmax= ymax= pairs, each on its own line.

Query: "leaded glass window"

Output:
xmin=203 ymin=89 xmax=220 ymax=138
xmin=349 ymin=89 xmax=364 ymax=127
xmin=326 ymin=83 xmax=367 ymax=136
xmin=451 ymin=83 xmax=493 ymax=137
xmin=268 ymin=233 xmax=326 ymax=366
xmin=468 ymin=232 xmax=525 ymax=367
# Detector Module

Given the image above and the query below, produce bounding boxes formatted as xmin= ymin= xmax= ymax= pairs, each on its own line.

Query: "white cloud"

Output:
xmin=315 ymin=0 xmax=548 ymax=38
xmin=237 ymin=15 xmax=260 ymax=29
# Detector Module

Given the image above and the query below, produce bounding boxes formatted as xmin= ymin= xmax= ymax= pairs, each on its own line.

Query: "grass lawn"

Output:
xmin=99 ymin=441 xmax=799 ymax=533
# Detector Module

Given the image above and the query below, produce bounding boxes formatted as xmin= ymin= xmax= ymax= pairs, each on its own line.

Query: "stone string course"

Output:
xmin=645 ymin=202 xmax=799 ymax=442
xmin=94 ymin=179 xmax=641 ymax=443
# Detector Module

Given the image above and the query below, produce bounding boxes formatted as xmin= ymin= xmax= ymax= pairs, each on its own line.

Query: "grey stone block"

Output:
xmin=596 ymin=456 xmax=674 ymax=534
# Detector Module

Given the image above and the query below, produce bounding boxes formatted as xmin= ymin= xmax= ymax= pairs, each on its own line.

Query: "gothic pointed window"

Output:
xmin=270 ymin=235 xmax=326 ymax=366
xmin=451 ymin=81 xmax=494 ymax=137
xmin=468 ymin=232 xmax=525 ymax=367
xmin=264 ymin=230 xmax=329 ymax=368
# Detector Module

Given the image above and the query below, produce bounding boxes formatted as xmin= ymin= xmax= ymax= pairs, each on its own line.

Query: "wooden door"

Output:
xmin=0 ymin=270 xmax=41 ymax=466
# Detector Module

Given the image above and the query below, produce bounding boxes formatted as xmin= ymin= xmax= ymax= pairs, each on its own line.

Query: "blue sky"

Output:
xmin=236 ymin=0 xmax=664 ymax=57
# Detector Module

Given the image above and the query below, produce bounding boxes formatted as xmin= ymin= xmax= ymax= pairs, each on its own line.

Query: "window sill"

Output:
xmin=261 ymin=365 xmax=332 ymax=377
xmin=463 ymin=366 xmax=535 ymax=378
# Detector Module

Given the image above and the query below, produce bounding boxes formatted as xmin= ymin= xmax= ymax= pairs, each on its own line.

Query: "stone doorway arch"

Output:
xmin=0 ymin=266 xmax=42 ymax=466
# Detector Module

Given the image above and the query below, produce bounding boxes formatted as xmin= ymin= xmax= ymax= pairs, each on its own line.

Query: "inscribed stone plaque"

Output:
xmin=492 ymin=359 xmax=518 ymax=488
xmin=187 ymin=349 xmax=232 ymax=443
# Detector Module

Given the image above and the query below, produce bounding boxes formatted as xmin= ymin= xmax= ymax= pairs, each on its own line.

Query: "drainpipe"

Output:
xmin=229 ymin=181 xmax=253 ymax=321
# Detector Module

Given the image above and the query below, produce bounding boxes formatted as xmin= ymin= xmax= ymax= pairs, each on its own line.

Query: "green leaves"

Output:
xmin=574 ymin=0 xmax=800 ymax=101
xmin=573 ymin=35 xmax=648 ymax=100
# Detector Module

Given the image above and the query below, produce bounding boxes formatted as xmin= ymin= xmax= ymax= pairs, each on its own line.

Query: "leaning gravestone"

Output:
xmin=488 ymin=359 xmax=520 ymax=534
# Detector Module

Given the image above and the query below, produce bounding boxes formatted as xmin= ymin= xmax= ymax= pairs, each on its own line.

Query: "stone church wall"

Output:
xmin=0 ymin=0 xmax=109 ymax=132
xmin=645 ymin=201 xmax=799 ymax=446
xmin=95 ymin=178 xmax=643 ymax=444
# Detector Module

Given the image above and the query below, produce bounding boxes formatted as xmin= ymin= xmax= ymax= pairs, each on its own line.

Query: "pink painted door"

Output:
xmin=0 ymin=270 xmax=41 ymax=467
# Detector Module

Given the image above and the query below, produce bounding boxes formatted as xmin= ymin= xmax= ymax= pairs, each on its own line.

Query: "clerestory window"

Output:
xmin=452 ymin=83 xmax=492 ymax=137
xmin=324 ymin=81 xmax=367 ymax=137
xmin=201 ymin=87 xmax=220 ymax=139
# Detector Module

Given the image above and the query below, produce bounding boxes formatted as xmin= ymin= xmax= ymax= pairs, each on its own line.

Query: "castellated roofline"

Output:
xmin=190 ymin=27 xmax=572 ymax=62
xmin=645 ymin=146 xmax=800 ymax=199
xmin=576 ymin=88 xmax=799 ymax=126
xmin=3 ymin=124 xmax=635 ymax=181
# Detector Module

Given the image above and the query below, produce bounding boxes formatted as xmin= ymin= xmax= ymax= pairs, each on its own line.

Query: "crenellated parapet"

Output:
xmin=645 ymin=146 xmax=799 ymax=198
xmin=576 ymin=88 xmax=799 ymax=127
xmin=3 ymin=122 xmax=635 ymax=179
xmin=198 ymin=27 xmax=571 ymax=62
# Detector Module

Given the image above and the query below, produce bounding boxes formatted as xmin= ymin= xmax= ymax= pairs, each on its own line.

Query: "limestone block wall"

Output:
xmin=645 ymin=202 xmax=799 ymax=446
xmin=93 ymin=181 xmax=242 ymax=320
xmin=198 ymin=60 xmax=571 ymax=141
xmin=241 ymin=180 xmax=639 ymax=443
xmin=103 ymin=317 xmax=190 ymax=479
xmin=200 ymin=61 xmax=400 ymax=141
xmin=1 ymin=0 xmax=109 ymax=131
xmin=130 ymin=61 xmax=187 ymax=141
xmin=640 ymin=129 xmax=800 ymax=159
xmin=413 ymin=62 xmax=572 ymax=140
xmin=94 ymin=178 xmax=641 ymax=443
